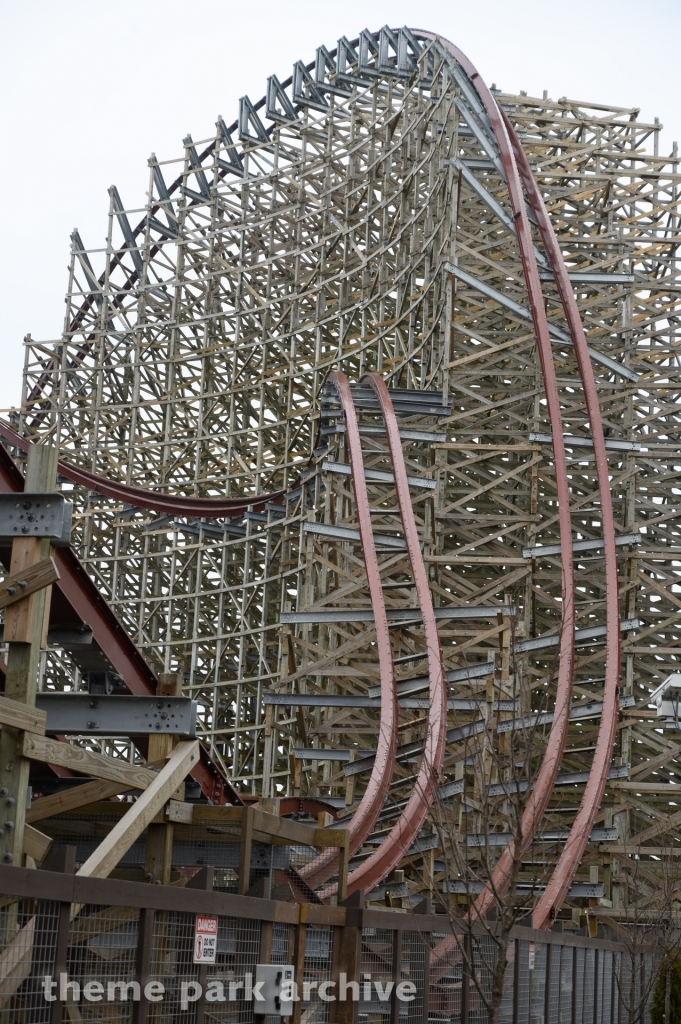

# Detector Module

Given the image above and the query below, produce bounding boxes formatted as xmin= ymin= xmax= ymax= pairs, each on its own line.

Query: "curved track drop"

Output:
xmin=411 ymin=32 xmax=577 ymax=937
xmin=298 ymin=371 xmax=398 ymax=890
xmin=317 ymin=375 xmax=448 ymax=899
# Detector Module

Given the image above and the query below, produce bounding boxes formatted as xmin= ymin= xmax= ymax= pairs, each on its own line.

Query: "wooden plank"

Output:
xmin=0 ymin=863 xmax=307 ymax=921
xmin=23 ymin=824 xmax=52 ymax=863
xmin=238 ymin=807 xmax=255 ymax=895
xmin=629 ymin=742 xmax=681 ymax=779
xmin=69 ymin=904 xmax=140 ymax=946
xmin=613 ymin=782 xmax=681 ymax=794
xmin=0 ymin=557 xmax=59 ymax=611
xmin=314 ymin=827 xmax=349 ymax=849
xmin=0 ymin=917 xmax=35 ymax=1005
xmin=22 ymin=733 xmax=158 ymax=789
xmin=76 ymin=740 xmax=199 ymax=879
xmin=0 ymin=694 xmax=46 ymax=735
xmin=186 ymin=806 xmax=348 ymax=849
xmin=166 ymin=799 xmax=194 ymax=824
xmin=0 ymin=443 xmax=59 ymax=868
xmin=26 ymin=779 xmax=133 ymax=823
xmin=252 ymin=808 xmax=328 ymax=847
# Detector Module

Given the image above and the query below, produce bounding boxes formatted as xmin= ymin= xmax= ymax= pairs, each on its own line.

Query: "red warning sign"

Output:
xmin=193 ymin=915 xmax=218 ymax=963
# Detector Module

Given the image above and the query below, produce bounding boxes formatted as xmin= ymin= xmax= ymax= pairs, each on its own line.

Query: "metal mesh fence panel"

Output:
xmin=301 ymin=924 xmax=332 ymax=1024
xmin=615 ymin=950 xmax=632 ymax=1024
xmin=361 ymin=927 xmax=393 ymax=1024
xmin=402 ymin=930 xmax=427 ymax=1024
xmin=612 ymin=952 xmax=621 ymax=1024
xmin=516 ymin=940 xmax=531 ymax=1024
xmin=530 ymin=941 xmax=547 ymax=1024
xmin=601 ymin=950 xmax=613 ymax=1024
xmin=575 ymin=947 xmax=586 ymax=1024
xmin=470 ymin=934 xmax=495 ymax=1024
xmin=643 ymin=954 xmax=656 ymax=1024
xmin=149 ymin=909 xmax=199 ymax=1022
xmin=428 ymin=931 xmax=460 ymax=1024
xmin=584 ymin=948 xmax=595 ymax=1024
xmin=559 ymin=945 xmax=573 ymax=1024
xmin=271 ymin=922 xmax=292 ymax=965
xmin=0 ymin=894 xmax=60 ymax=1024
xmin=66 ymin=903 xmax=139 ymax=1022
xmin=203 ymin=915 xmax=261 ymax=1024
xmin=547 ymin=943 xmax=561 ymax=1024
xmin=498 ymin=941 xmax=515 ymax=1024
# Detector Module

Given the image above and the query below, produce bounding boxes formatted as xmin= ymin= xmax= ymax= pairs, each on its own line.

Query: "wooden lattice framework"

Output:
xmin=13 ymin=28 xmax=681 ymax=909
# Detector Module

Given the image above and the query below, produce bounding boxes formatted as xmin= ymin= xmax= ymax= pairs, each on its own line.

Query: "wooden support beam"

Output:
xmin=291 ymin=905 xmax=308 ymax=1024
xmin=0 ymin=916 xmax=35 ymax=1006
xmin=0 ymin=443 xmax=59 ymax=867
xmin=145 ymin=672 xmax=184 ymax=885
xmin=0 ymin=557 xmax=59 ymax=611
xmin=0 ymin=694 xmax=45 ymax=735
xmin=22 ymin=733 xmax=158 ymax=789
xmin=76 ymin=740 xmax=199 ymax=879
xmin=614 ymin=782 xmax=681 ymax=794
xmin=334 ymin=892 xmax=362 ymax=1024
xmin=26 ymin=779 xmax=134 ymax=823
xmin=337 ymin=834 xmax=349 ymax=904
xmin=238 ymin=806 xmax=255 ymax=895
xmin=217 ymin=806 xmax=349 ymax=850
xmin=23 ymin=824 xmax=52 ymax=863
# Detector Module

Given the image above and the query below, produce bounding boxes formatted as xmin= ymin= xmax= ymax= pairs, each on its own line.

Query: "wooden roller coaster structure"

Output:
xmin=6 ymin=26 xmax=681 ymax=924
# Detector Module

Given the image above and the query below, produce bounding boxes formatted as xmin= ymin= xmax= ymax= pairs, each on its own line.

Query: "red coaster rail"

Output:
xmin=412 ymin=30 xmax=578 ymax=941
xmin=298 ymin=370 xmax=399 ymax=890
xmin=318 ymin=373 xmax=448 ymax=900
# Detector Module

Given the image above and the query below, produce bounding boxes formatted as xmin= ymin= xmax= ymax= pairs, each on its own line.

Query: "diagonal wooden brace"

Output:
xmin=0 ymin=557 xmax=59 ymax=613
xmin=76 ymin=739 xmax=199 ymax=880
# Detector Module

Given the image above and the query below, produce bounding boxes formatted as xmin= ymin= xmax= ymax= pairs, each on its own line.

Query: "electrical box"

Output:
xmin=650 ymin=673 xmax=681 ymax=729
xmin=254 ymin=965 xmax=295 ymax=1016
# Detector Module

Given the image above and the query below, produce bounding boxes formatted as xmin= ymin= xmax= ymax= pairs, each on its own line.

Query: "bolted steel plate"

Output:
xmin=0 ymin=493 xmax=72 ymax=546
xmin=35 ymin=694 xmax=197 ymax=737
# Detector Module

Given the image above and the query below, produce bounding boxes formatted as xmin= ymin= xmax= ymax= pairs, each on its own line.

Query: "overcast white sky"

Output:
xmin=1 ymin=0 xmax=679 ymax=411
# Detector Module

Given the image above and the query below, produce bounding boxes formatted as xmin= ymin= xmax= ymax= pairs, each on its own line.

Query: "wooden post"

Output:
xmin=390 ymin=929 xmax=402 ymax=1024
xmin=413 ymin=897 xmax=431 ymax=1024
xmin=335 ymin=891 xmax=363 ymax=1024
xmin=187 ymin=867 xmax=213 ymax=1024
xmin=461 ymin=932 xmax=470 ymax=1024
xmin=45 ymin=846 xmax=77 ymax=1024
xmin=144 ymin=672 xmax=183 ymax=885
xmin=291 ymin=905 xmax=308 ymax=1024
xmin=0 ymin=444 xmax=58 ymax=867
xmin=512 ymin=938 xmax=520 ymax=1024
xmin=131 ymin=908 xmax=155 ymax=1024
xmin=337 ymin=833 xmax=349 ymax=905
xmin=238 ymin=807 xmax=255 ymax=895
